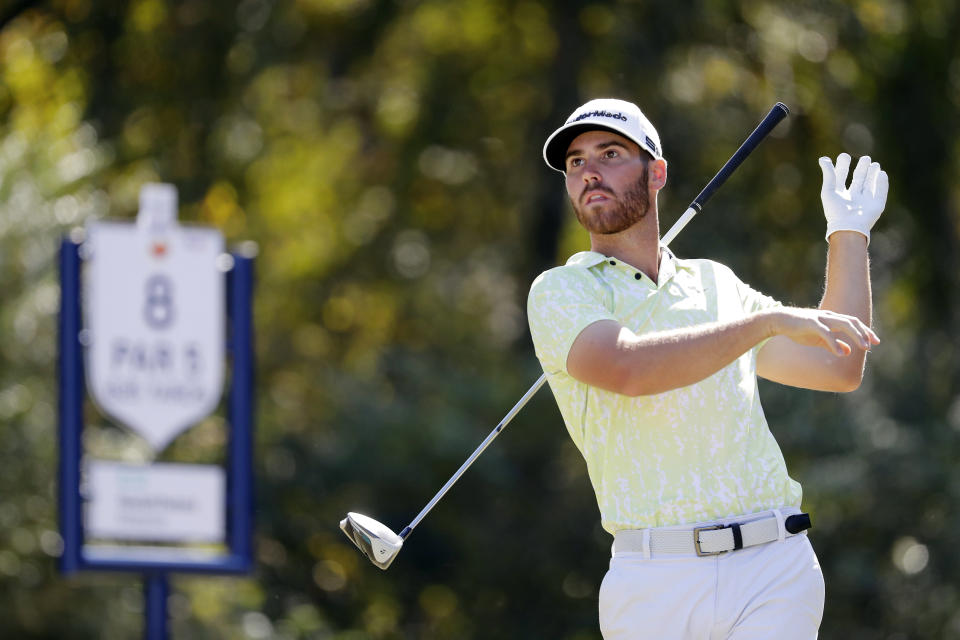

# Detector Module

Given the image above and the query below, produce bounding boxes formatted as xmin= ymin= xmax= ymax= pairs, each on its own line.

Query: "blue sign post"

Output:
xmin=57 ymin=233 xmax=256 ymax=638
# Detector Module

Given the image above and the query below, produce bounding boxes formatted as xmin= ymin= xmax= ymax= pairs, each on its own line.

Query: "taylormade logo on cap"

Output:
xmin=542 ymin=98 xmax=663 ymax=173
xmin=571 ymin=110 xmax=628 ymax=123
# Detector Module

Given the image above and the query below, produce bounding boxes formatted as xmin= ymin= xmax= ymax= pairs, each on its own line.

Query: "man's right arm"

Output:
xmin=567 ymin=307 xmax=877 ymax=396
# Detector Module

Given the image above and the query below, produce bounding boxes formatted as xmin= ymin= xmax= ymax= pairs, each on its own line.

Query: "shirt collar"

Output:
xmin=564 ymin=246 xmax=689 ymax=286
xmin=658 ymin=246 xmax=679 ymax=284
xmin=564 ymin=251 xmax=608 ymax=268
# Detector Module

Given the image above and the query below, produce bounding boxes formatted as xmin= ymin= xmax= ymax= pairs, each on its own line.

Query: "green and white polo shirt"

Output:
xmin=527 ymin=248 xmax=802 ymax=534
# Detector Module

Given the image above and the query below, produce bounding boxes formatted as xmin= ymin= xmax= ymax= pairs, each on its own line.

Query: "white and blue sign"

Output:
xmin=85 ymin=184 xmax=226 ymax=452
xmin=57 ymin=183 xmax=256 ymax=640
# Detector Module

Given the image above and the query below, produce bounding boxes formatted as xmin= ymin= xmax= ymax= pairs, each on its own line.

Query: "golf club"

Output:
xmin=341 ymin=102 xmax=791 ymax=570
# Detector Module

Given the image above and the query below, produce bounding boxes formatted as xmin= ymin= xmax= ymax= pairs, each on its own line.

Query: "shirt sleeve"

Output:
xmin=734 ymin=274 xmax=782 ymax=314
xmin=527 ymin=266 xmax=617 ymax=375
xmin=728 ymin=268 xmax=782 ymax=353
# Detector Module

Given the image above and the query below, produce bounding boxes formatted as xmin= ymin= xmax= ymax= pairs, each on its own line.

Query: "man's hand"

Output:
xmin=819 ymin=153 xmax=889 ymax=243
xmin=764 ymin=307 xmax=880 ymax=357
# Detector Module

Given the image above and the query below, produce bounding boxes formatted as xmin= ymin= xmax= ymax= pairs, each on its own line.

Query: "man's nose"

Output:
xmin=581 ymin=159 xmax=602 ymax=183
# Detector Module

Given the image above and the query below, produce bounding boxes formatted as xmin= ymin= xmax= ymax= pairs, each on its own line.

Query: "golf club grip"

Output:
xmin=690 ymin=102 xmax=789 ymax=211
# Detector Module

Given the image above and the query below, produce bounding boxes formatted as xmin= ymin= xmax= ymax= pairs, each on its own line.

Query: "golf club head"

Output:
xmin=339 ymin=512 xmax=404 ymax=570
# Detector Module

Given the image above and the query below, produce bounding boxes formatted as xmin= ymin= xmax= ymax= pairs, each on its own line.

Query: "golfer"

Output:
xmin=527 ymin=99 xmax=887 ymax=639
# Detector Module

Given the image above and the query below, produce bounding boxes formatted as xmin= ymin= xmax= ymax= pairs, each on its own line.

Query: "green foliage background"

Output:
xmin=1 ymin=0 xmax=958 ymax=637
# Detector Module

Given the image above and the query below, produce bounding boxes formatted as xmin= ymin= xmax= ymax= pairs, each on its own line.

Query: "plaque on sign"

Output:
xmin=86 ymin=460 xmax=226 ymax=543
xmin=85 ymin=184 xmax=225 ymax=452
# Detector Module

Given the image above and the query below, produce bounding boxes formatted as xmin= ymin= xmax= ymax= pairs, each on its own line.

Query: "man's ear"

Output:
xmin=649 ymin=158 xmax=667 ymax=190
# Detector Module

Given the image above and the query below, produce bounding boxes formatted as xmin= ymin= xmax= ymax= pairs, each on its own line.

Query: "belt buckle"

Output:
xmin=693 ymin=524 xmax=725 ymax=557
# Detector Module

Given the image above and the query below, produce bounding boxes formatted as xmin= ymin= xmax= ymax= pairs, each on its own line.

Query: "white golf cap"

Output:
xmin=543 ymin=98 xmax=663 ymax=173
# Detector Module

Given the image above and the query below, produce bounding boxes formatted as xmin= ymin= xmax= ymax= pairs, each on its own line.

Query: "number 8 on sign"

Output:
xmin=144 ymin=275 xmax=175 ymax=330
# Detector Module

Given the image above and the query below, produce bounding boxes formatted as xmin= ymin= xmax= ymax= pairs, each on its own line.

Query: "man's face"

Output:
xmin=564 ymin=130 xmax=651 ymax=235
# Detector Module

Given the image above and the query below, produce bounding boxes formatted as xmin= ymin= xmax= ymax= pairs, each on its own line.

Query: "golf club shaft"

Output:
xmin=399 ymin=210 xmax=706 ymax=540
xmin=401 ymin=206 xmax=694 ymax=538
xmin=401 ymin=102 xmax=790 ymax=540
xmin=400 ymin=373 xmax=548 ymax=538
xmin=661 ymin=102 xmax=789 ymax=246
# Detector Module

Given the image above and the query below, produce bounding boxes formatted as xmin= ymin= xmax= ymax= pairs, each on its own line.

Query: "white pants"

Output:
xmin=599 ymin=524 xmax=824 ymax=639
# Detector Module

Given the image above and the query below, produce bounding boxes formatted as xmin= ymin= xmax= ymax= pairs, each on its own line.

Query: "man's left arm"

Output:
xmin=758 ymin=153 xmax=888 ymax=391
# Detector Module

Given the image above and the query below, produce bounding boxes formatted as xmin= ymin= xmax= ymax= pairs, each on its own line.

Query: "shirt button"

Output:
xmin=634 ymin=273 xmax=641 ymax=280
xmin=609 ymin=260 xmax=616 ymax=265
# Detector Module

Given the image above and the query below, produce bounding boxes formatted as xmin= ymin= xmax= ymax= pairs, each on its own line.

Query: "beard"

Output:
xmin=571 ymin=165 xmax=650 ymax=235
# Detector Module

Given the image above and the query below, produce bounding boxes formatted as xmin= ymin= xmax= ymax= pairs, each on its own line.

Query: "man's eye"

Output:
xmin=568 ymin=158 xmax=584 ymax=168
xmin=604 ymin=149 xmax=619 ymax=158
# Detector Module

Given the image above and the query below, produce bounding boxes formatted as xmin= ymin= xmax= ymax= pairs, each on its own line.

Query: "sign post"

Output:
xmin=146 ymin=573 xmax=169 ymax=640
xmin=57 ymin=185 xmax=256 ymax=638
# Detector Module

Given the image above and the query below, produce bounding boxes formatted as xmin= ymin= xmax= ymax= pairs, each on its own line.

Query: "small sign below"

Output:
xmin=86 ymin=461 xmax=226 ymax=544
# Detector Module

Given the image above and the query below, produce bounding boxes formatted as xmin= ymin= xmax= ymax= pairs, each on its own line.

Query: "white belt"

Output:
xmin=613 ymin=512 xmax=811 ymax=557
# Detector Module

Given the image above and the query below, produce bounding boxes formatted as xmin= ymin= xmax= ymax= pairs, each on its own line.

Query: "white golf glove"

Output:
xmin=819 ymin=153 xmax=889 ymax=244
